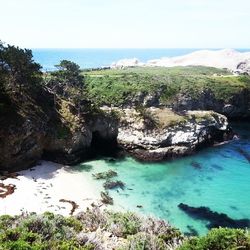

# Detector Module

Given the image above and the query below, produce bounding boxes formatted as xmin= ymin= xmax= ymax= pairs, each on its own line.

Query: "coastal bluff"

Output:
xmin=0 ymin=85 xmax=232 ymax=171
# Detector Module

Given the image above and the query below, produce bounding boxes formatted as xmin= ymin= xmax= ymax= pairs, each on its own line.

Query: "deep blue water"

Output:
xmin=78 ymin=122 xmax=250 ymax=235
xmin=32 ymin=48 xmax=250 ymax=71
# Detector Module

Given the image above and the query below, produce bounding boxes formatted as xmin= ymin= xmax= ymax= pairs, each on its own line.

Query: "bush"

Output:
xmin=122 ymin=232 xmax=166 ymax=250
xmin=106 ymin=211 xmax=141 ymax=237
xmin=179 ymin=227 xmax=250 ymax=250
xmin=0 ymin=215 xmax=15 ymax=231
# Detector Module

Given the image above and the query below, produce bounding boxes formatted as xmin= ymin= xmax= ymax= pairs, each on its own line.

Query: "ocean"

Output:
xmin=32 ymin=48 xmax=250 ymax=71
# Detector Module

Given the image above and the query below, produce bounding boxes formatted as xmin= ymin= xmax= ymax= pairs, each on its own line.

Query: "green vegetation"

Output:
xmin=0 ymin=212 xmax=93 ymax=250
xmin=84 ymin=66 xmax=250 ymax=106
xmin=135 ymin=105 xmax=160 ymax=129
xmin=179 ymin=228 xmax=250 ymax=250
xmin=0 ymin=41 xmax=42 ymax=92
xmin=1 ymin=210 xmax=247 ymax=249
xmin=46 ymin=60 xmax=84 ymax=99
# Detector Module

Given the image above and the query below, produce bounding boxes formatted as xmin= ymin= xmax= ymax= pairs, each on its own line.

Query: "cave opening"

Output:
xmin=90 ymin=131 xmax=119 ymax=158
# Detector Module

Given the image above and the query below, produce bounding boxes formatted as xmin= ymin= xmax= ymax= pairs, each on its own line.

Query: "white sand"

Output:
xmin=0 ymin=161 xmax=103 ymax=216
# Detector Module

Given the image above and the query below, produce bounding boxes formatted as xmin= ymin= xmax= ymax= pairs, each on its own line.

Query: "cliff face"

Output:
xmin=0 ymin=89 xmax=118 ymax=172
xmin=85 ymin=67 xmax=250 ymax=120
xmin=171 ymin=89 xmax=250 ymax=120
xmin=0 ymin=87 xmax=233 ymax=172
xmin=117 ymin=108 xmax=232 ymax=161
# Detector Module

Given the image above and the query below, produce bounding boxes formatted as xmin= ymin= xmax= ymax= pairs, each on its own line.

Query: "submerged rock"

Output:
xmin=100 ymin=191 xmax=113 ymax=205
xmin=103 ymin=180 xmax=125 ymax=190
xmin=92 ymin=170 xmax=118 ymax=180
xmin=178 ymin=203 xmax=250 ymax=229
xmin=191 ymin=161 xmax=202 ymax=169
xmin=236 ymin=147 xmax=250 ymax=163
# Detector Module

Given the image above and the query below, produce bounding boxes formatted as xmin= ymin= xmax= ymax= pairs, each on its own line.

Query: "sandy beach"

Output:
xmin=0 ymin=161 xmax=104 ymax=216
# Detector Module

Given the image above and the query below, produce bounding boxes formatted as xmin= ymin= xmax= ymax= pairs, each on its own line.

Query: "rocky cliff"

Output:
xmin=170 ymin=89 xmax=250 ymax=120
xmin=0 ymin=88 xmax=118 ymax=172
xmin=117 ymin=108 xmax=232 ymax=161
xmin=0 ymin=86 xmax=233 ymax=171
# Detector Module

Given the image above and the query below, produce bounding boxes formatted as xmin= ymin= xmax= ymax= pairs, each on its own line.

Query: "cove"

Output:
xmin=76 ymin=122 xmax=250 ymax=236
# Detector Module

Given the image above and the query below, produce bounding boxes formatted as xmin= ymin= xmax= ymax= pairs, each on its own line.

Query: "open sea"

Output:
xmin=32 ymin=48 xmax=250 ymax=70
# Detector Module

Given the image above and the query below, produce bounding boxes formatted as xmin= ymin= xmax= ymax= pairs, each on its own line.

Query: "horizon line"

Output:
xmin=30 ymin=47 xmax=250 ymax=50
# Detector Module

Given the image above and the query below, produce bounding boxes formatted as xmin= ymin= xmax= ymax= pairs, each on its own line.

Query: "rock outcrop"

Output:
xmin=171 ymin=89 xmax=250 ymax=120
xmin=0 ymin=89 xmax=118 ymax=172
xmin=117 ymin=108 xmax=232 ymax=161
xmin=0 ymin=88 xmax=233 ymax=171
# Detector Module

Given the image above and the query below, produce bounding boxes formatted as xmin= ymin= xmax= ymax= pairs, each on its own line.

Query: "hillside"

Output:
xmin=111 ymin=49 xmax=250 ymax=74
xmin=85 ymin=66 xmax=250 ymax=119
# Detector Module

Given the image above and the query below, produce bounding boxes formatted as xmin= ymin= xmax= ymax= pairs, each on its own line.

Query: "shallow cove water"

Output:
xmin=76 ymin=122 xmax=250 ymax=235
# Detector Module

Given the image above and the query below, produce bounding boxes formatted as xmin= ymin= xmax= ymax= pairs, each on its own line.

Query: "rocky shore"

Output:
xmin=117 ymin=108 xmax=232 ymax=161
xmin=0 ymin=80 xmax=238 ymax=172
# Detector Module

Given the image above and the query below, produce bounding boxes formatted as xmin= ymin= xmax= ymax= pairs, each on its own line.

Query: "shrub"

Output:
xmin=0 ymin=215 xmax=15 ymax=231
xmin=179 ymin=227 xmax=250 ymax=250
xmin=106 ymin=211 xmax=141 ymax=237
xmin=122 ymin=232 xmax=166 ymax=250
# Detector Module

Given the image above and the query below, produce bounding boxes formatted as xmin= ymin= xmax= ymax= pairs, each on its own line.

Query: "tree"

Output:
xmin=0 ymin=41 xmax=42 ymax=91
xmin=51 ymin=60 xmax=84 ymax=89
xmin=45 ymin=60 xmax=85 ymax=115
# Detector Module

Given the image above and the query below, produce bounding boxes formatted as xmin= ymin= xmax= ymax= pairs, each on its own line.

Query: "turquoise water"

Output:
xmin=32 ymin=48 xmax=250 ymax=70
xmin=77 ymin=123 xmax=250 ymax=235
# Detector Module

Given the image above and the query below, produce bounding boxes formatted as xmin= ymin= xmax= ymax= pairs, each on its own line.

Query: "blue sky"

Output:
xmin=0 ymin=0 xmax=249 ymax=48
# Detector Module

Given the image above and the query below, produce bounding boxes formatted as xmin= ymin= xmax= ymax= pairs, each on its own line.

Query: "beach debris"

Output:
xmin=100 ymin=191 xmax=113 ymax=205
xmin=92 ymin=169 xmax=118 ymax=180
xmin=82 ymin=198 xmax=92 ymax=201
xmin=0 ymin=183 xmax=16 ymax=198
xmin=137 ymin=205 xmax=143 ymax=208
xmin=32 ymin=177 xmax=37 ymax=182
xmin=103 ymin=180 xmax=125 ymax=190
xmin=178 ymin=203 xmax=250 ymax=229
xmin=59 ymin=199 xmax=79 ymax=215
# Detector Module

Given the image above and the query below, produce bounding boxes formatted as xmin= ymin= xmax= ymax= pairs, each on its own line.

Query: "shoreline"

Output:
xmin=0 ymin=161 xmax=104 ymax=216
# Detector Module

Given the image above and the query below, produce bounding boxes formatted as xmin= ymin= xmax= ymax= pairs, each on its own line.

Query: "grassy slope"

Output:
xmin=84 ymin=66 xmax=250 ymax=106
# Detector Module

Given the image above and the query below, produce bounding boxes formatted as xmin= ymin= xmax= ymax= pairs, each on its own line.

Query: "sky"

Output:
xmin=0 ymin=0 xmax=249 ymax=48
